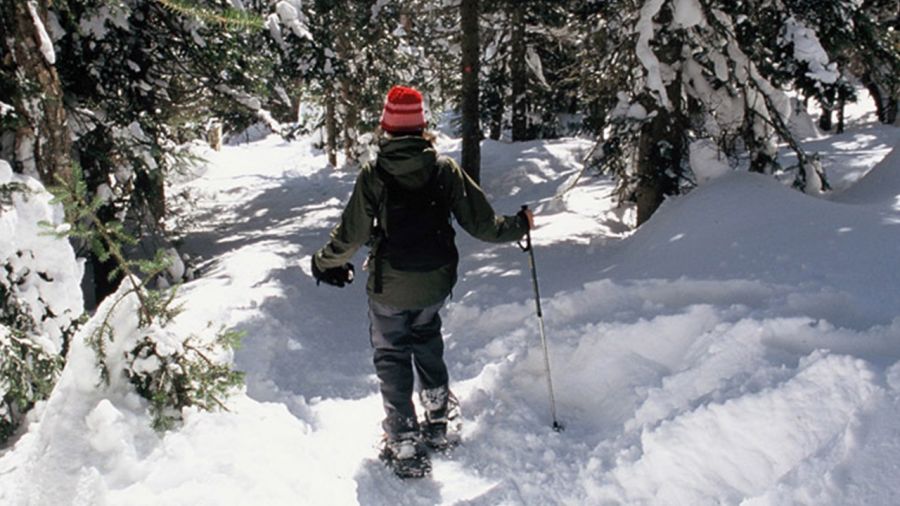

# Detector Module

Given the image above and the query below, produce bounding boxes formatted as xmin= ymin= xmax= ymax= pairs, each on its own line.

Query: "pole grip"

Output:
xmin=519 ymin=205 xmax=532 ymax=252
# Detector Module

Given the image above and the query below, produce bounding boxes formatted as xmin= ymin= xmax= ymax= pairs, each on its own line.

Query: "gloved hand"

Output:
xmin=311 ymin=257 xmax=355 ymax=287
xmin=517 ymin=207 xmax=535 ymax=230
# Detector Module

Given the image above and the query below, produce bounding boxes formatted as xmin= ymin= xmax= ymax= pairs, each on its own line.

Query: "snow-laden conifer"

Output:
xmin=0 ymin=160 xmax=83 ymax=444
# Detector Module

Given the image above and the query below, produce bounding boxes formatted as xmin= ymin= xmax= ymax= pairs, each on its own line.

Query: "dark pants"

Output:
xmin=368 ymin=298 xmax=449 ymax=439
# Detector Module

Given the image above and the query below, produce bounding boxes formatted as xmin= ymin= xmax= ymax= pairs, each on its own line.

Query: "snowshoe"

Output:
xmin=378 ymin=435 xmax=431 ymax=479
xmin=420 ymin=390 xmax=461 ymax=451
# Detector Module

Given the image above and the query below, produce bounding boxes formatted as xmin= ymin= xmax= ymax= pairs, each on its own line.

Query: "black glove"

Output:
xmin=517 ymin=206 xmax=535 ymax=230
xmin=311 ymin=256 xmax=354 ymax=287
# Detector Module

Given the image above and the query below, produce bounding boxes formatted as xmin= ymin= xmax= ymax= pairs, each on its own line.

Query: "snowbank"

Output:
xmin=0 ymin=161 xmax=83 ymax=352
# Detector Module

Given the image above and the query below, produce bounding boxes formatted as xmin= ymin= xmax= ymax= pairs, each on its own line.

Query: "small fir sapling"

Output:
xmin=49 ymin=166 xmax=245 ymax=432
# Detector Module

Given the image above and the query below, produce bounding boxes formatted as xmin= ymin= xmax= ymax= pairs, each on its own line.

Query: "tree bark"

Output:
xmin=818 ymin=105 xmax=833 ymax=132
xmin=325 ymin=85 xmax=338 ymax=167
xmin=862 ymin=73 xmax=898 ymax=125
xmin=460 ymin=0 xmax=481 ymax=183
xmin=510 ymin=2 xmax=528 ymax=141
xmin=635 ymin=102 xmax=683 ymax=226
xmin=3 ymin=0 xmax=72 ymax=188
xmin=836 ymin=97 xmax=845 ymax=134
xmin=135 ymin=167 xmax=166 ymax=225
xmin=818 ymin=87 xmax=835 ymax=132
xmin=634 ymin=8 xmax=684 ymax=227
xmin=341 ymin=78 xmax=359 ymax=163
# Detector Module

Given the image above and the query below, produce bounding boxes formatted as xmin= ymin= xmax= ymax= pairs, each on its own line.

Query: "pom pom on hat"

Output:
xmin=380 ymin=85 xmax=427 ymax=134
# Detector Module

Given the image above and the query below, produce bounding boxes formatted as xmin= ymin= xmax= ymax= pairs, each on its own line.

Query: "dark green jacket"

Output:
xmin=314 ymin=135 xmax=528 ymax=309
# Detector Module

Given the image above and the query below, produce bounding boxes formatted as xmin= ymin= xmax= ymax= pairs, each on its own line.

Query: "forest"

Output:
xmin=1 ymin=0 xmax=900 ymax=482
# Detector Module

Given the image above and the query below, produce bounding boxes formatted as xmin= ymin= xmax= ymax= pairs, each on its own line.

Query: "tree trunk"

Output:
xmin=836 ymin=97 xmax=845 ymax=134
xmin=460 ymin=0 xmax=481 ymax=183
xmin=489 ymin=97 xmax=503 ymax=140
xmin=862 ymin=73 xmax=898 ymax=125
xmin=3 ymin=0 xmax=72 ymax=188
xmin=341 ymin=78 xmax=359 ymax=164
xmin=485 ymin=65 xmax=504 ymax=140
xmin=635 ymin=103 xmax=683 ymax=226
xmin=634 ymin=8 xmax=684 ymax=227
xmin=818 ymin=105 xmax=833 ymax=131
xmin=78 ymin=128 xmax=121 ymax=304
xmin=325 ymin=86 xmax=338 ymax=167
xmin=135 ymin=168 xmax=166 ymax=225
xmin=509 ymin=2 xmax=528 ymax=141
xmin=887 ymin=96 xmax=898 ymax=125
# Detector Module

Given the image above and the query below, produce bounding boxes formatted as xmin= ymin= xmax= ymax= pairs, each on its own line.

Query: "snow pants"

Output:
xmin=368 ymin=298 xmax=449 ymax=439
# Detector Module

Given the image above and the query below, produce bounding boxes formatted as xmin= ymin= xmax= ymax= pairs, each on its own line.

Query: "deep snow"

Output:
xmin=1 ymin=98 xmax=900 ymax=505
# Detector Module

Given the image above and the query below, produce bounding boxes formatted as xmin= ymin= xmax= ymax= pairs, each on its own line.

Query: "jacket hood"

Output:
xmin=377 ymin=136 xmax=437 ymax=185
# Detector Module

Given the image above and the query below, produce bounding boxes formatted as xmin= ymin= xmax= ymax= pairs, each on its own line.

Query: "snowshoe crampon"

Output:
xmin=378 ymin=436 xmax=431 ymax=479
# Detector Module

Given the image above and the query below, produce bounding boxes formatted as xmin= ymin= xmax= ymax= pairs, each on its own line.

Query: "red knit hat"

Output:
xmin=380 ymin=85 xmax=427 ymax=134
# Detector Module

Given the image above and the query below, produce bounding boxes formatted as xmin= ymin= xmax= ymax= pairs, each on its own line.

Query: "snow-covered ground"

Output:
xmin=2 ymin=97 xmax=900 ymax=505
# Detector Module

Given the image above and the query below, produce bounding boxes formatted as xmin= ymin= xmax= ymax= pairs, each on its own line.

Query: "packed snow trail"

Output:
xmin=173 ymin=135 xmax=607 ymax=504
xmin=169 ymin=124 xmax=900 ymax=504
xmin=2 ymin=106 xmax=900 ymax=505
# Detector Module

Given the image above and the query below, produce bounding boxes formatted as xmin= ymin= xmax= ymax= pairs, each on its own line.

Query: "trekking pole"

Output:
xmin=519 ymin=205 xmax=564 ymax=432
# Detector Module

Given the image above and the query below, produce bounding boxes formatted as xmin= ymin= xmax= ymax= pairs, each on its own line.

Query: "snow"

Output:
xmin=781 ymin=17 xmax=840 ymax=85
xmin=274 ymin=0 xmax=312 ymax=41
xmin=635 ymin=0 xmax=669 ymax=108
xmin=27 ymin=1 xmax=56 ymax=66
xmin=689 ymin=138 xmax=730 ymax=183
xmin=2 ymin=99 xmax=900 ymax=505
xmin=0 ymin=163 xmax=83 ymax=352
xmin=78 ymin=3 xmax=130 ymax=41
xmin=672 ymin=0 xmax=704 ymax=29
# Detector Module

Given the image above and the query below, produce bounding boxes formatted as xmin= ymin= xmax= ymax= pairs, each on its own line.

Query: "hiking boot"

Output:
xmin=420 ymin=389 xmax=461 ymax=450
xmin=378 ymin=433 xmax=431 ymax=479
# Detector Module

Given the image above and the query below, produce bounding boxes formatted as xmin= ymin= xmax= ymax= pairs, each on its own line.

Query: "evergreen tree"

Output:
xmin=578 ymin=0 xmax=838 ymax=225
xmin=3 ymin=0 xmax=279 ymax=302
xmin=50 ymin=164 xmax=244 ymax=432
xmin=479 ymin=0 xmax=582 ymax=141
xmin=0 ymin=164 xmax=83 ymax=445
xmin=270 ymin=0 xmax=436 ymax=167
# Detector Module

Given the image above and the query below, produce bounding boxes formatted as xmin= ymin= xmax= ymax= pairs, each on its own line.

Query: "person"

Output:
xmin=311 ymin=85 xmax=533 ymax=477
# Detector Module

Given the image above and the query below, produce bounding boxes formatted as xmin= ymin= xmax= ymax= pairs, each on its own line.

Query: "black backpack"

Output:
xmin=371 ymin=161 xmax=458 ymax=291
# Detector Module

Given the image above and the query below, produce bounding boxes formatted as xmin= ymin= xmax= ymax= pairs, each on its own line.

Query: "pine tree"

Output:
xmin=479 ymin=0 xmax=582 ymax=141
xmin=577 ymin=0 xmax=841 ymax=225
xmin=50 ymin=164 xmax=244 ymax=432
xmin=25 ymin=0 xmax=279 ymax=302
xmin=270 ymin=0 xmax=435 ymax=167
xmin=0 ymin=165 xmax=83 ymax=445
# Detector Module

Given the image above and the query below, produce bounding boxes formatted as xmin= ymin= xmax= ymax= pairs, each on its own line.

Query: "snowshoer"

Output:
xmin=312 ymin=85 xmax=533 ymax=478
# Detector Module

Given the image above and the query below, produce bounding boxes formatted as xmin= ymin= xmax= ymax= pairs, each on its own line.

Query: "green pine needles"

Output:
xmin=0 ymin=284 xmax=64 ymax=443
xmin=1 ymin=180 xmax=77 ymax=445
xmin=128 ymin=325 xmax=246 ymax=431
xmin=50 ymin=165 xmax=245 ymax=432
xmin=155 ymin=0 xmax=266 ymax=31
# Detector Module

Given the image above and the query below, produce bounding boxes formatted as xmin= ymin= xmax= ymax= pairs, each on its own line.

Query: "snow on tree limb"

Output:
xmin=636 ymin=0 xmax=669 ymax=109
xmin=27 ymin=1 xmax=55 ymax=65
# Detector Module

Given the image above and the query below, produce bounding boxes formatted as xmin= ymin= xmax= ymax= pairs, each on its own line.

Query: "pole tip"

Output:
xmin=552 ymin=421 xmax=564 ymax=432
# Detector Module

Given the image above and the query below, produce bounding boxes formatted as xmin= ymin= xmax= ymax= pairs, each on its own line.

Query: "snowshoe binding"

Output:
xmin=378 ymin=435 xmax=431 ymax=479
xmin=420 ymin=389 xmax=461 ymax=452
